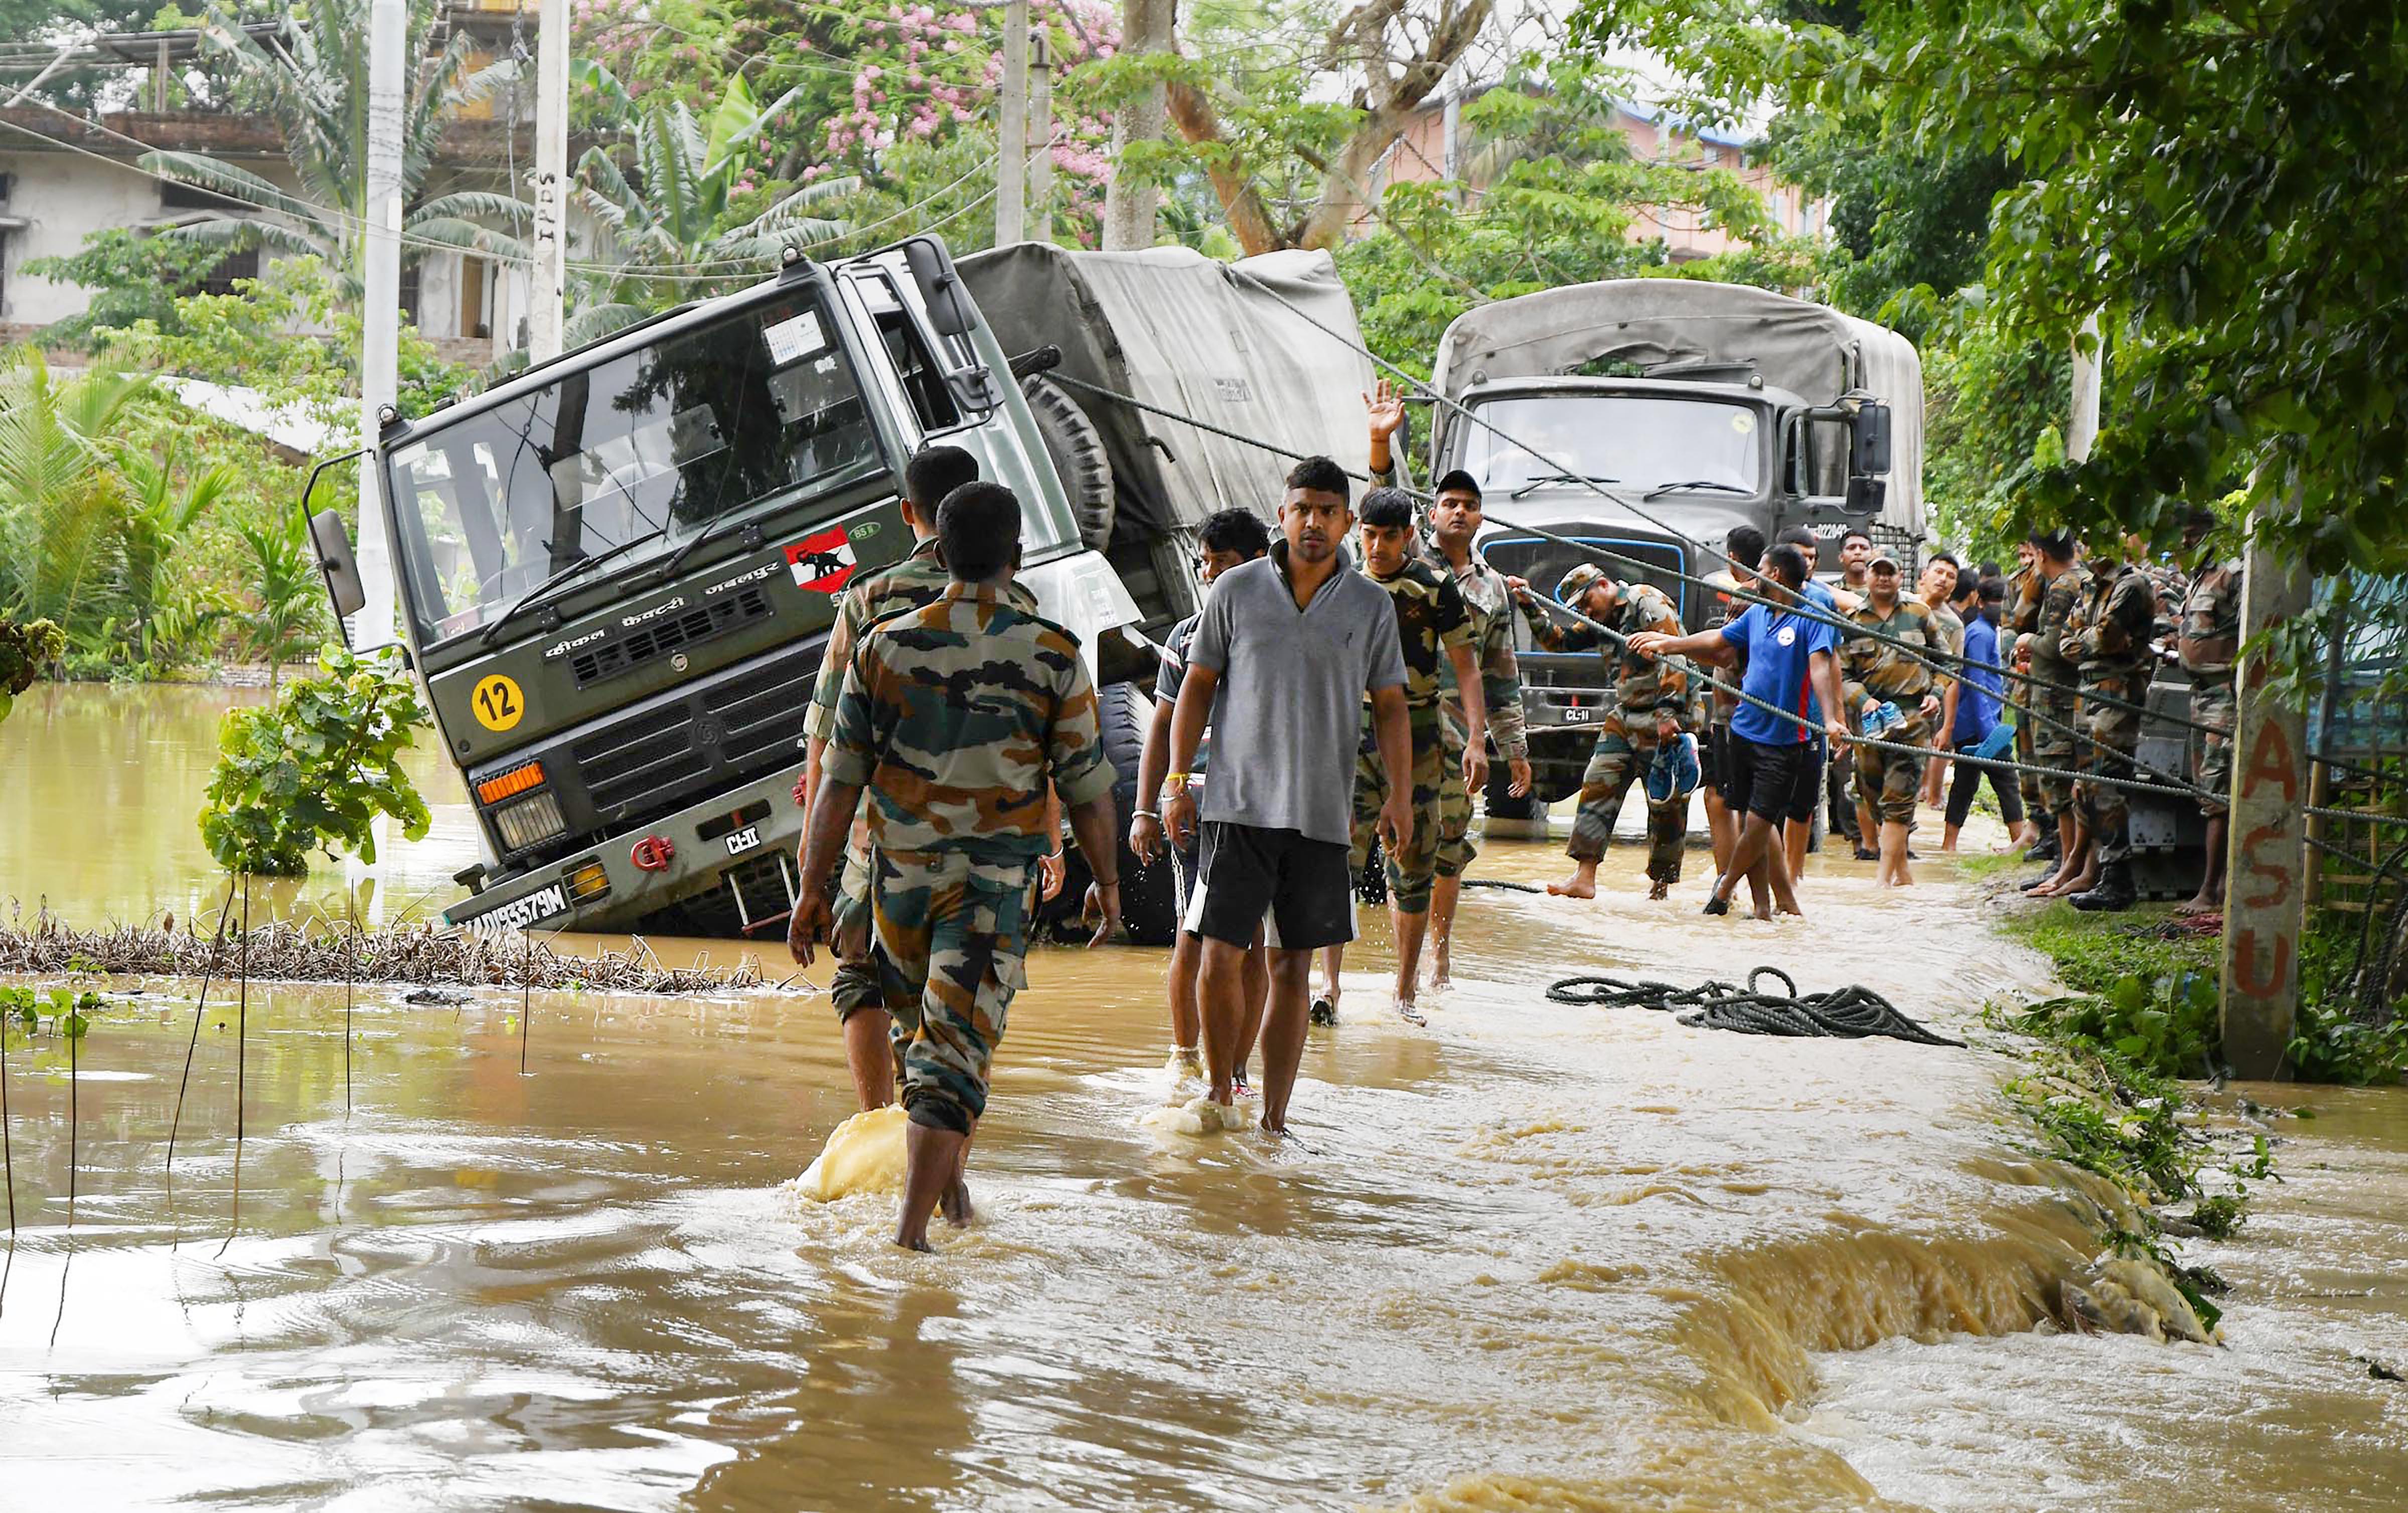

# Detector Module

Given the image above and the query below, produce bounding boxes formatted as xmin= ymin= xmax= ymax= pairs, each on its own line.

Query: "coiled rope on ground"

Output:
xmin=1545 ymin=965 xmax=1966 ymax=1047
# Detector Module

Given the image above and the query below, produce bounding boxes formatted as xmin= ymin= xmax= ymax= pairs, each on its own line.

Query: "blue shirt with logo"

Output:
xmin=1722 ymin=598 xmax=1840 ymax=746
xmin=1952 ymin=614 xmax=2004 ymax=749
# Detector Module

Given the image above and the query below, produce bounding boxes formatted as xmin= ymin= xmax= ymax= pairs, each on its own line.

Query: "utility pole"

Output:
xmin=996 ymin=0 xmax=1028 ymax=246
xmin=1026 ymin=25 xmax=1054 ymax=245
xmin=527 ymin=0 xmax=570 ymax=364
xmin=354 ymin=0 xmax=405 ymax=652
xmin=2221 ymin=477 xmax=2312 ymax=1079
xmin=1101 ymin=0 xmax=1169 ymax=250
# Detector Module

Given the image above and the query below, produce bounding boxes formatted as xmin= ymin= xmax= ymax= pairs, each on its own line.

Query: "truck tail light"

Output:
xmin=493 ymin=790 xmax=567 ymax=851
xmin=476 ymin=761 xmax=545 ymax=805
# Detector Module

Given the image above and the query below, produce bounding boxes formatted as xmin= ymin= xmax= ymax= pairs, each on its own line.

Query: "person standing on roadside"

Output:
xmin=793 ymin=445 xmax=1036 ymax=1116
xmin=2176 ymin=510 xmax=2243 ymax=917
xmin=1162 ymin=457 xmax=1412 ymax=1136
xmin=1316 ymin=487 xmax=1485 ymax=1024
xmin=1939 ymin=576 xmax=2027 ymax=852
xmin=1840 ymin=550 xmax=1943 ymax=887
xmin=1507 ymin=564 xmax=1691 ymax=901
xmin=2004 ymin=540 xmax=2051 ymax=858
xmin=2023 ymin=530 xmax=2092 ymax=896
xmin=2056 ymin=531 xmax=2164 ymax=912
xmin=1631 ymin=543 xmax=1849 ymax=919
xmin=1417 ymin=470 xmax=1530 ymax=989
xmin=789 ymin=482 xmax=1124 ymax=1252
xmin=1129 ymin=510 xmax=1271 ymax=1088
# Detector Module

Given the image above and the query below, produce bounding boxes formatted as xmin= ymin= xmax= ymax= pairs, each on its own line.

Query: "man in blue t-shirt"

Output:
xmin=1630 ymin=543 xmax=1848 ymax=919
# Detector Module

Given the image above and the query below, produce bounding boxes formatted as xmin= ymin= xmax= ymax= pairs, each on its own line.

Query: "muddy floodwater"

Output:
xmin=3 ymin=684 xmax=2405 ymax=1509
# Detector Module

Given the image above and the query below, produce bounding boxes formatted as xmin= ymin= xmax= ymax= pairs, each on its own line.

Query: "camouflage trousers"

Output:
xmin=2011 ymin=675 xmax=2043 ymax=820
xmin=1854 ymin=709 xmax=1931 ymax=825
xmin=1435 ymin=718 xmax=1476 ymax=880
xmin=829 ymin=844 xmax=885 ymax=1022
xmin=2077 ymin=679 xmax=2144 ymax=865
xmin=871 ymin=848 xmax=1033 ymax=1135
xmin=1568 ymin=711 xmax=1684 ymax=884
xmin=2030 ymin=680 xmax=2083 ymax=817
xmin=2190 ymin=675 xmax=2236 ymax=819
xmin=1350 ymin=710 xmax=1446 ymax=913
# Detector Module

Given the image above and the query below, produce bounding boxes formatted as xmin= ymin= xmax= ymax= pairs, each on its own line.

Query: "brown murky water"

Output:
xmin=3 ymin=685 xmax=2404 ymax=1509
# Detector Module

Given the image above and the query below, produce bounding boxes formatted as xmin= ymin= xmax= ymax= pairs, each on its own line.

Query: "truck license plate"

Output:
xmin=466 ymin=883 xmax=567 ymax=934
xmin=724 ymin=825 xmax=763 ymax=857
xmin=1558 ymin=705 xmax=1592 ymax=724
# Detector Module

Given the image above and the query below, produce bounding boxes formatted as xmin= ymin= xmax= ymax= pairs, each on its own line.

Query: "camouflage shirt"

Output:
xmin=2178 ymin=556 xmax=2244 ymax=679
xmin=824 ymin=583 xmax=1117 ymax=863
xmin=2143 ymin=561 xmax=2190 ymax=647
xmin=1839 ymin=596 xmax=1941 ymax=709
xmin=2007 ymin=564 xmax=2044 ymax=640
xmin=1366 ymin=556 xmax=1475 ymax=718
xmin=1926 ymin=600 xmax=1966 ymax=686
xmin=1422 ymin=541 xmax=1529 ymax=760
xmin=803 ymin=536 xmax=1037 ymax=745
xmin=2063 ymin=560 xmax=2161 ymax=688
xmin=2028 ymin=564 xmax=2091 ymax=684
xmin=1517 ymin=580 xmax=1688 ymax=720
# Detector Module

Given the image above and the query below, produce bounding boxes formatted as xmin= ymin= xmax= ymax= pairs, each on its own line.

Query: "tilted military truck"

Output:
xmin=304 ymin=238 xmax=1167 ymax=941
xmin=1424 ymin=278 xmax=1924 ymax=808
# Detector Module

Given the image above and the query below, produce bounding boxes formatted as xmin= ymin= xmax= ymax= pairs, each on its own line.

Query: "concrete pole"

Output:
xmin=527 ymin=0 xmax=570 ymax=364
xmin=996 ymin=0 xmax=1028 ymax=247
xmin=2067 ymin=312 xmax=2101 ymax=463
xmin=1100 ymin=0 xmax=1169 ymax=250
xmin=2220 ymin=479 xmax=2312 ymax=1080
xmin=353 ymin=0 xmax=406 ymax=652
xmin=1027 ymin=27 xmax=1054 ymax=245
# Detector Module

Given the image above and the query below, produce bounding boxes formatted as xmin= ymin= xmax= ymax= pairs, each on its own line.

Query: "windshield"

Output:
xmin=1457 ymin=394 xmax=1766 ymax=496
xmin=388 ymin=291 xmax=885 ymax=643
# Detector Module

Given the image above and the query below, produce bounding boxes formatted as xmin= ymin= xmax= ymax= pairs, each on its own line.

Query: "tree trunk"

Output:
xmin=1164 ymin=79 xmax=1283 ymax=255
xmin=1102 ymin=0 xmax=1174 ymax=250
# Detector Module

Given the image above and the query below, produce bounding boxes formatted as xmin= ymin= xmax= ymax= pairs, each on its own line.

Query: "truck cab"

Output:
xmin=309 ymin=238 xmax=1141 ymax=939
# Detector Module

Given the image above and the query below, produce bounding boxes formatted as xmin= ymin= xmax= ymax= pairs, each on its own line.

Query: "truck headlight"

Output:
xmin=492 ymin=790 xmax=567 ymax=851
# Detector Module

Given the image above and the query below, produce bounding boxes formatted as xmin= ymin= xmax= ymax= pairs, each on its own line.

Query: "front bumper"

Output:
xmin=443 ymin=765 xmax=807 ymax=935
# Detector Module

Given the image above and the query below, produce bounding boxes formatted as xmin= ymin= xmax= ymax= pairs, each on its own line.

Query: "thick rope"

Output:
xmin=1545 ymin=965 xmax=1965 ymax=1047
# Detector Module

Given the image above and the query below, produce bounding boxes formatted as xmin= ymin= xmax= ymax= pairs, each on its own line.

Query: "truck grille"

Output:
xmin=561 ymin=637 xmax=825 ymax=828
xmin=572 ymin=704 xmax=712 ymax=813
xmin=569 ymin=586 xmax=775 ymax=687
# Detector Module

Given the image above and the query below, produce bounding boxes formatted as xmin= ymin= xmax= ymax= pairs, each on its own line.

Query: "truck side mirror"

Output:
xmin=902 ymin=237 xmax=976 ymax=341
xmin=1844 ymin=476 xmax=1886 ymax=516
xmin=1852 ymin=402 xmax=1893 ymax=476
xmin=307 ymin=507 xmax=367 ymax=621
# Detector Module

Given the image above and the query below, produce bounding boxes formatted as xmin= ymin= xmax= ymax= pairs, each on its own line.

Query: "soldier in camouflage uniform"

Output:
xmin=1510 ymin=562 xmax=1691 ymax=900
xmin=2005 ymin=543 xmax=2052 ymax=859
xmin=2057 ymin=533 xmax=2163 ymax=913
xmin=1418 ymin=469 xmax=1528 ymax=990
xmin=791 ymin=481 xmax=1122 ymax=1252
xmin=795 ymin=447 xmax=1041 ymax=1115
xmin=2021 ymin=530 xmax=2092 ymax=895
xmin=1838 ymin=550 xmax=1944 ymax=887
xmin=1320 ymin=487 xmax=1485 ymax=1021
xmin=2176 ymin=509 xmax=2243 ymax=916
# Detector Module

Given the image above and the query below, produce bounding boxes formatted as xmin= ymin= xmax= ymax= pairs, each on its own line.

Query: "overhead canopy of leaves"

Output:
xmin=198 ymin=645 xmax=432 ymax=875
xmin=1572 ymin=0 xmax=2408 ymax=569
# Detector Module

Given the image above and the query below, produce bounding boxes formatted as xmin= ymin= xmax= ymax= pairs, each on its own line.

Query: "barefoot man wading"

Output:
xmin=1163 ymin=457 xmax=1412 ymax=1134
xmin=790 ymin=482 xmax=1123 ymax=1251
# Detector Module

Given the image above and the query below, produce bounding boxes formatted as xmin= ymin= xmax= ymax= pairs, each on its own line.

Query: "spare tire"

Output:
xmin=1022 ymin=374 xmax=1116 ymax=550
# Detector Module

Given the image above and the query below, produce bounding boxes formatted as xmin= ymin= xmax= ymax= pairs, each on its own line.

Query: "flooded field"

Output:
xmin=2 ymin=684 xmax=2404 ymax=1509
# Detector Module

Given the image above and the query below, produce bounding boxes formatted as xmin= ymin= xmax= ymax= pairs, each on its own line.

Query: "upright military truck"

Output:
xmin=1426 ymin=278 xmax=1925 ymax=808
xmin=305 ymin=239 xmax=1153 ymax=940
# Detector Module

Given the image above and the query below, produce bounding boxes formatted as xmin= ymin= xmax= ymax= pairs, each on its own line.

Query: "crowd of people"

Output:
xmin=780 ymin=415 xmax=2245 ymax=1251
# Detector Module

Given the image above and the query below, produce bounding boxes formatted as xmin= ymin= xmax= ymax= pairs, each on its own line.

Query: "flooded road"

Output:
xmin=2 ymin=685 xmax=2404 ymax=1509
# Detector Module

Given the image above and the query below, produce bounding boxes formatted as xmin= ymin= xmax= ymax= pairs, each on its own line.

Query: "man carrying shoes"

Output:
xmin=1163 ymin=458 xmax=1412 ymax=1137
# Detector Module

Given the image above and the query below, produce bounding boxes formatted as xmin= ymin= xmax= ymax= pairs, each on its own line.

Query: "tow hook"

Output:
xmin=630 ymin=835 xmax=676 ymax=872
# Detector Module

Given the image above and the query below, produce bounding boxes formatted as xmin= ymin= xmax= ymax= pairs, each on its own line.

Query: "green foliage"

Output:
xmin=22 ymin=230 xmax=239 ymax=350
xmin=0 ymin=616 xmax=66 ymax=725
xmin=1571 ymin=0 xmax=2408 ymax=573
xmin=2009 ymin=970 xmax=2221 ymax=1081
xmin=1999 ymin=1042 xmax=2199 ymax=1202
xmin=198 ymin=646 xmax=433 ymax=875
xmin=235 ymin=513 xmax=328 ymax=691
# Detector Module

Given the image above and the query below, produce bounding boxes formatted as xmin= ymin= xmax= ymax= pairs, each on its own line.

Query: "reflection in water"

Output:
xmin=0 ymin=685 xmax=2403 ymax=1509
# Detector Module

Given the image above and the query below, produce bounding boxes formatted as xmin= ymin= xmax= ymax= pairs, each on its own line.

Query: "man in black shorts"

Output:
xmin=1162 ymin=458 xmax=1412 ymax=1135
xmin=1630 ymin=544 xmax=1848 ymax=919
xmin=1697 ymin=525 xmax=1765 ymax=882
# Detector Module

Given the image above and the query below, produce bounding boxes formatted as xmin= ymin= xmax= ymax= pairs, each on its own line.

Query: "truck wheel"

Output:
xmin=1039 ymin=679 xmax=1180 ymax=946
xmin=1023 ymin=375 xmax=1116 ymax=551
xmin=1483 ymin=764 xmax=1542 ymax=823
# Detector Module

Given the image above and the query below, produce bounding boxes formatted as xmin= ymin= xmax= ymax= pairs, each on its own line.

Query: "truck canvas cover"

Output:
xmin=1431 ymin=278 xmax=1925 ymax=540
xmin=959 ymin=244 xmax=1375 ymax=534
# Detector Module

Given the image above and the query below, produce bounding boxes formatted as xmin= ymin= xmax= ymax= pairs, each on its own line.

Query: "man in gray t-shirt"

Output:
xmin=1163 ymin=457 xmax=1410 ymax=1135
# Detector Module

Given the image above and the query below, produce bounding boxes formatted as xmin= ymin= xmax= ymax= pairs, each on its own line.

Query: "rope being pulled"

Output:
xmin=1546 ymin=965 xmax=1966 ymax=1048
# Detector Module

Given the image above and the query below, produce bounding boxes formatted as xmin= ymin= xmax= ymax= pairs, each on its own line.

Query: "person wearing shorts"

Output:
xmin=1160 ymin=458 xmax=1411 ymax=1135
xmin=1631 ymin=543 xmax=1848 ymax=919
xmin=1130 ymin=510 xmax=1271 ymax=1088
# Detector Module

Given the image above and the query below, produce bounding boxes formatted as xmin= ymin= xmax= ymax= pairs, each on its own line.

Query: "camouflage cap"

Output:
xmin=1555 ymin=562 xmax=1608 ymax=604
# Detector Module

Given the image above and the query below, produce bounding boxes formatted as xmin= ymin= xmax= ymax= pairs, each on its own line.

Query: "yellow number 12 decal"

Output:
xmin=472 ymin=673 xmax=525 ymax=732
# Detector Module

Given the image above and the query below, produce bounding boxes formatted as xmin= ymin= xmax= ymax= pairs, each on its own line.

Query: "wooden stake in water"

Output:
xmin=344 ymin=884 xmax=358 ymax=1116
xmin=167 ymin=879 xmax=239 ymax=1177
xmin=221 ymin=873 xmax=249 ymax=1258
xmin=519 ymin=930 xmax=532 ymax=1076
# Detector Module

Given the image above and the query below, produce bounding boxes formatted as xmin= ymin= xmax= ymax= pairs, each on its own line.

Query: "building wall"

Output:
xmin=0 ymin=149 xmax=182 ymax=327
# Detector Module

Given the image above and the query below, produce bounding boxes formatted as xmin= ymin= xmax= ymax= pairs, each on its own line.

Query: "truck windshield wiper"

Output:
xmin=479 ymin=532 xmax=655 ymax=650
xmin=1510 ymin=472 xmax=1619 ymax=499
xmin=1642 ymin=479 xmax=1753 ymax=501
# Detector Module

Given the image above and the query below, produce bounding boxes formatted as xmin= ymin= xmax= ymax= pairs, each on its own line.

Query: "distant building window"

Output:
xmin=0 ymin=173 xmax=13 ymax=204
xmin=1702 ymin=144 xmax=1718 ymax=165
xmin=198 ymin=247 xmax=259 ymax=297
xmin=161 ymin=180 xmax=246 ymax=214
xmin=398 ymin=261 xmax=422 ymax=328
